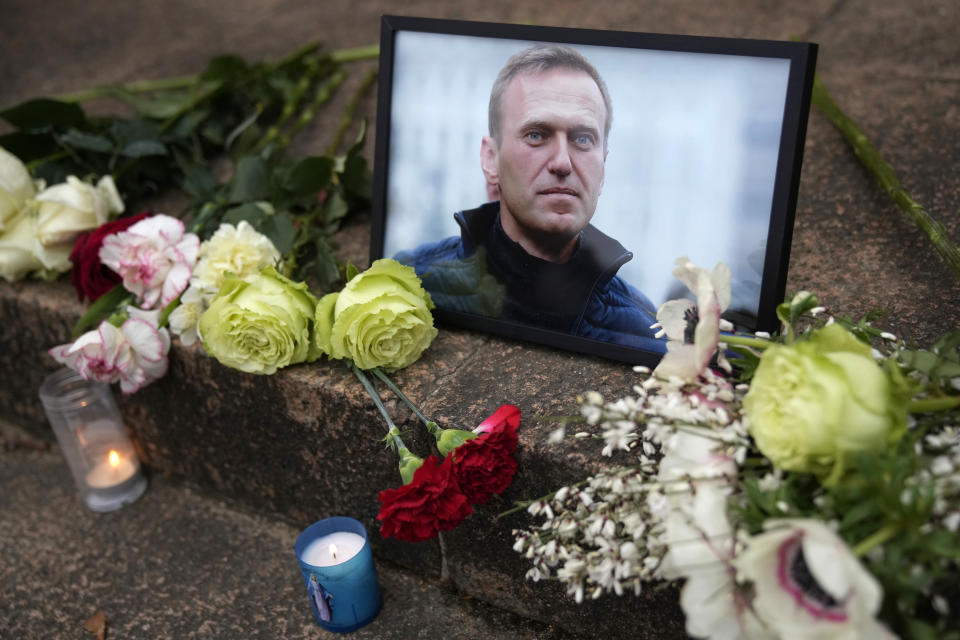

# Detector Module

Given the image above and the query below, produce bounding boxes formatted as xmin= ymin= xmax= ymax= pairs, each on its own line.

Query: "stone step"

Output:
xmin=0 ymin=279 xmax=685 ymax=639
xmin=0 ymin=437 xmax=578 ymax=639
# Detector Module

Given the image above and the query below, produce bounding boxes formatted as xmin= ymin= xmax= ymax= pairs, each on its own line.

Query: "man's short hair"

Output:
xmin=488 ymin=44 xmax=613 ymax=149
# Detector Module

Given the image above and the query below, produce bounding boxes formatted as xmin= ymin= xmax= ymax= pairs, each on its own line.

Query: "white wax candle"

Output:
xmin=85 ymin=450 xmax=137 ymax=488
xmin=301 ymin=531 xmax=365 ymax=567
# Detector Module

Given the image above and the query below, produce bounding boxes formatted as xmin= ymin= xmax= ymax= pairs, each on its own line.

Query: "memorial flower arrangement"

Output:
xmin=0 ymin=42 xmax=378 ymax=389
xmin=0 ymin=37 xmax=523 ymax=542
xmin=510 ymin=257 xmax=960 ymax=639
xmin=4 ymin=36 xmax=958 ymax=637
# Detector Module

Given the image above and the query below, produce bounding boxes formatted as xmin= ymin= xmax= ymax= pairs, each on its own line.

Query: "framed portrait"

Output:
xmin=370 ymin=15 xmax=817 ymax=366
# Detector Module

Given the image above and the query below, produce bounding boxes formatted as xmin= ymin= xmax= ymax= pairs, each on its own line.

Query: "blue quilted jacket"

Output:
xmin=394 ymin=202 xmax=666 ymax=353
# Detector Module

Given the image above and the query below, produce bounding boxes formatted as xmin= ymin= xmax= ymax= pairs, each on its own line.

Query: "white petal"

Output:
xmin=709 ymin=262 xmax=731 ymax=311
xmin=122 ymin=317 xmax=165 ymax=363
xmin=657 ymin=298 xmax=695 ymax=340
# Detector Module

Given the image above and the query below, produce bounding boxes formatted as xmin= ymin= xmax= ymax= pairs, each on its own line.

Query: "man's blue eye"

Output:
xmin=526 ymin=131 xmax=542 ymax=142
xmin=574 ymin=134 xmax=593 ymax=146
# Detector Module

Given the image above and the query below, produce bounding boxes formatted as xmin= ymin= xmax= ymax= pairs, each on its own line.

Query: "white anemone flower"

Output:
xmin=653 ymin=257 xmax=731 ymax=382
xmin=735 ymin=519 xmax=896 ymax=639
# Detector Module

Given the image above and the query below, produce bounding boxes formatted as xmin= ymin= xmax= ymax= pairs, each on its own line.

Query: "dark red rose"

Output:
xmin=377 ymin=455 xmax=472 ymax=543
xmin=69 ymin=212 xmax=150 ymax=302
xmin=452 ymin=404 xmax=520 ymax=505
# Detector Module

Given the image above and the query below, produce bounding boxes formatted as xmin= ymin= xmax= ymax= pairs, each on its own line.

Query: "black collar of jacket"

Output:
xmin=452 ymin=201 xmax=633 ymax=328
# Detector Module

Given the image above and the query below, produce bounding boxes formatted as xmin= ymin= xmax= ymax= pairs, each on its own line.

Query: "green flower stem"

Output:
xmin=907 ymin=396 xmax=960 ymax=413
xmin=720 ymin=334 xmax=773 ymax=350
xmin=852 ymin=523 xmax=900 ymax=557
xmin=384 ymin=426 xmax=407 ymax=456
xmin=812 ymin=75 xmax=960 ymax=282
xmin=54 ymin=75 xmax=197 ymax=103
xmin=275 ymin=71 xmax=345 ymax=150
xmin=254 ymin=59 xmax=331 ymax=153
xmin=329 ymin=44 xmax=380 ymax=63
xmin=25 ymin=150 xmax=70 ymax=171
xmin=371 ymin=367 xmax=431 ymax=427
xmin=46 ymin=42 xmax=377 ymax=105
xmin=349 ymin=362 xmax=397 ymax=433
xmin=327 ymin=68 xmax=378 ymax=156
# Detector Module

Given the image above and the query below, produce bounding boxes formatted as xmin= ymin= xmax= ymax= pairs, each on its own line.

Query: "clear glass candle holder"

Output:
xmin=38 ymin=368 xmax=147 ymax=512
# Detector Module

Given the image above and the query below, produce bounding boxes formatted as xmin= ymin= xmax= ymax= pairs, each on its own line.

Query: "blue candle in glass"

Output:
xmin=294 ymin=516 xmax=381 ymax=632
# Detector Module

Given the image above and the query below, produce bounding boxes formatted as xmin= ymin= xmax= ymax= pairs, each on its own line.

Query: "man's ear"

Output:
xmin=480 ymin=136 xmax=500 ymax=186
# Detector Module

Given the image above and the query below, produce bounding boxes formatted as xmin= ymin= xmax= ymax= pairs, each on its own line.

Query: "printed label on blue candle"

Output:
xmin=295 ymin=516 xmax=381 ymax=633
xmin=308 ymin=574 xmax=334 ymax=622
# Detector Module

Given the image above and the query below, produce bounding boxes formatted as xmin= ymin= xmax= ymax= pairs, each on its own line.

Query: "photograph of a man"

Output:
xmin=395 ymin=45 xmax=664 ymax=351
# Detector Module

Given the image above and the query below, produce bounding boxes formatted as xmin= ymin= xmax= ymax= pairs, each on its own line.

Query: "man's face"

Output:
xmin=482 ymin=68 xmax=607 ymax=253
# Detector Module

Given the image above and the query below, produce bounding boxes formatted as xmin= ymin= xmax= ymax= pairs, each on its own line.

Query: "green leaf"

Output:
xmin=178 ymin=156 xmax=219 ymax=201
xmin=222 ymin=202 xmax=267 ymax=227
xmin=839 ymin=500 xmax=879 ymax=530
xmin=339 ymin=152 xmax=372 ymax=201
xmin=201 ymin=55 xmax=249 ymax=82
xmin=71 ymin=285 xmax=132 ymax=338
xmin=110 ymin=118 xmax=161 ymax=143
xmin=102 ymin=86 xmax=197 ymax=120
xmin=345 ymin=261 xmax=360 ymax=282
xmin=321 ymin=190 xmax=349 ymax=230
xmin=260 ymin=212 xmax=298 ymax=255
xmin=776 ymin=291 xmax=819 ymax=330
xmin=284 ymin=156 xmax=334 ymax=198
xmin=120 ymin=139 xmax=167 ymax=158
xmin=228 ymin=155 xmax=271 ymax=202
xmin=1 ymin=98 xmax=86 ymax=129
xmin=225 ymin=107 xmax=262 ymax=151
xmin=59 ymin=130 xmax=113 ymax=153
xmin=168 ymin=107 xmax=211 ymax=137
xmin=311 ymin=236 xmax=341 ymax=290
xmin=200 ymin=120 xmax=226 ymax=145
xmin=905 ymin=618 xmax=941 ymax=640
xmin=0 ymin=131 xmax=59 ymax=161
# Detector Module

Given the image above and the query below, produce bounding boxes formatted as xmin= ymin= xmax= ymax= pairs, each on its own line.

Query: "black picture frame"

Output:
xmin=371 ymin=15 xmax=817 ymax=366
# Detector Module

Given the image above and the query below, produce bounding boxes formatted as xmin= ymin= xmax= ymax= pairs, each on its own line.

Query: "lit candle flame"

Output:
xmin=108 ymin=450 xmax=120 ymax=468
xmin=329 ymin=543 xmax=338 ymax=560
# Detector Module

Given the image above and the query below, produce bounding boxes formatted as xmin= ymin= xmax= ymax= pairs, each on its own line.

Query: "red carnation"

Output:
xmin=377 ymin=455 xmax=473 ymax=543
xmin=452 ymin=404 xmax=520 ymax=505
xmin=69 ymin=212 xmax=150 ymax=302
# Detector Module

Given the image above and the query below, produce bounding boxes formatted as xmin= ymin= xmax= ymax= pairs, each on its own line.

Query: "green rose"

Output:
xmin=199 ymin=266 xmax=320 ymax=374
xmin=742 ymin=324 xmax=908 ymax=484
xmin=316 ymin=258 xmax=437 ymax=371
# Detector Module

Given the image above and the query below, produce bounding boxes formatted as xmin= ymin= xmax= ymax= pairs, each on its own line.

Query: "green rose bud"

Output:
xmin=743 ymin=324 xmax=908 ymax=484
xmin=315 ymin=258 xmax=438 ymax=371
xmin=199 ymin=266 xmax=320 ymax=374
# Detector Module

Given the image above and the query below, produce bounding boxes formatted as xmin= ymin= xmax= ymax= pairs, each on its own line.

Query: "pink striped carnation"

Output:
xmin=98 ymin=214 xmax=199 ymax=309
xmin=49 ymin=307 xmax=171 ymax=394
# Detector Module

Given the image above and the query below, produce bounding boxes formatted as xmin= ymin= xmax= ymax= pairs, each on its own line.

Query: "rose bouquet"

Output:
xmin=510 ymin=257 xmax=960 ymax=639
xmin=0 ymin=42 xmax=377 ymax=392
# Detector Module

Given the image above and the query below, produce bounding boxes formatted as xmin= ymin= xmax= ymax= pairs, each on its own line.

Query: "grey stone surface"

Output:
xmin=1 ymin=0 xmax=959 ymax=637
xmin=0 ymin=438 xmax=573 ymax=640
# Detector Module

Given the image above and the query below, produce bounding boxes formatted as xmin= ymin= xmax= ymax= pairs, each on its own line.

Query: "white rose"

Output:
xmin=0 ymin=146 xmax=36 ymax=230
xmin=191 ymin=220 xmax=280 ymax=293
xmin=0 ymin=209 xmax=42 ymax=281
xmin=735 ymin=519 xmax=896 ymax=640
xmin=34 ymin=175 xmax=124 ymax=262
